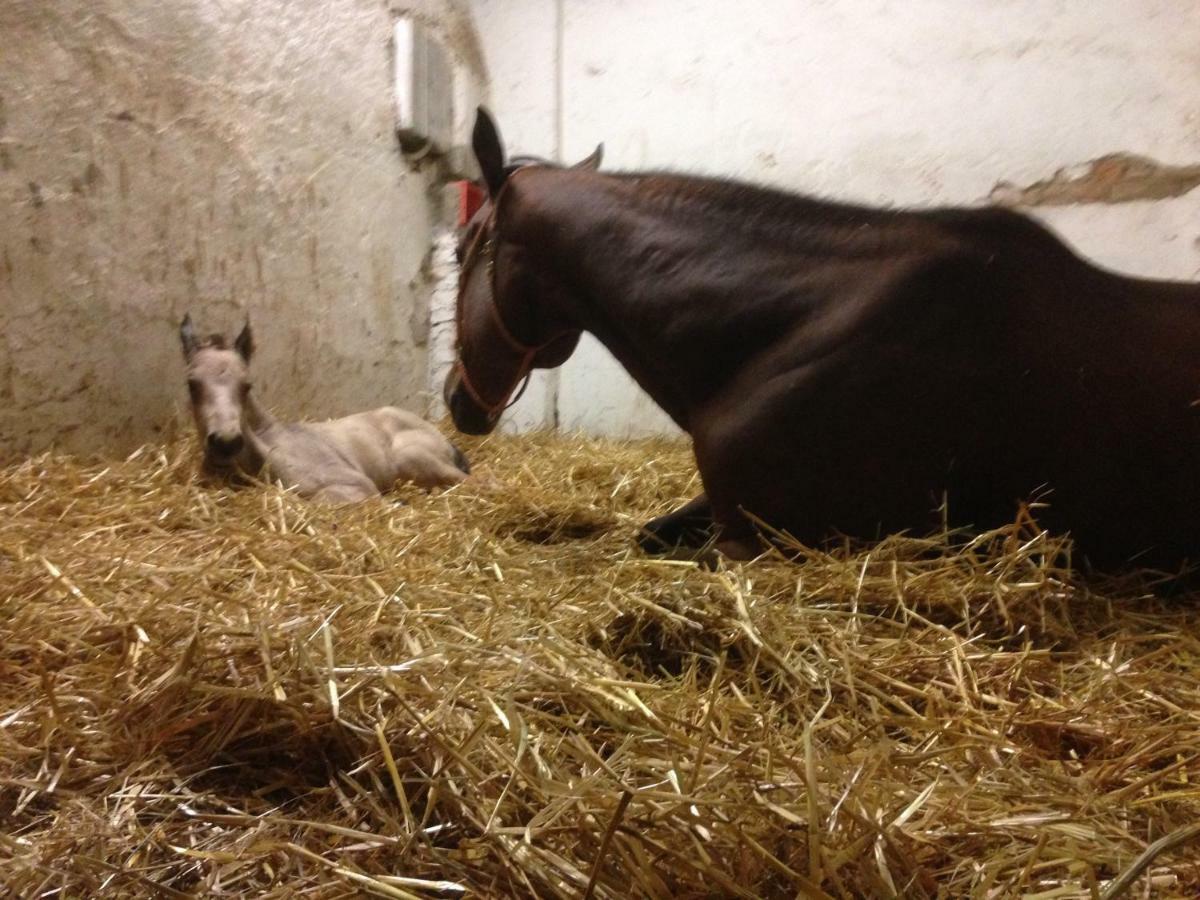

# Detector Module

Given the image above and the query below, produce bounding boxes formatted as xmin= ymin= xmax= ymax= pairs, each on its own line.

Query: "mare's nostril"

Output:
xmin=206 ymin=434 xmax=244 ymax=458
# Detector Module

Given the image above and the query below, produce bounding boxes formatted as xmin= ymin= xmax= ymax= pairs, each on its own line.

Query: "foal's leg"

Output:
xmin=638 ymin=493 xmax=717 ymax=553
xmin=310 ymin=477 xmax=380 ymax=504
xmin=388 ymin=435 xmax=469 ymax=489
xmin=407 ymin=455 xmax=469 ymax=488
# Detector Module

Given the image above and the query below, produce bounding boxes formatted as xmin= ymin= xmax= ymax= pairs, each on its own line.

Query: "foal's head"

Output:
xmin=443 ymin=108 xmax=601 ymax=434
xmin=179 ymin=315 xmax=255 ymax=470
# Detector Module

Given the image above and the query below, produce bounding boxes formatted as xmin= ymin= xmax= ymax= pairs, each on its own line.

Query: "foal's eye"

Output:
xmin=241 ymin=383 xmax=252 ymax=396
xmin=455 ymin=246 xmax=464 ymax=265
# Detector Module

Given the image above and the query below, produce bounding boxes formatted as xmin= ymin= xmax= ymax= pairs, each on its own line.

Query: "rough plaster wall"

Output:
xmin=469 ymin=0 xmax=1200 ymax=436
xmin=0 ymin=0 xmax=481 ymax=458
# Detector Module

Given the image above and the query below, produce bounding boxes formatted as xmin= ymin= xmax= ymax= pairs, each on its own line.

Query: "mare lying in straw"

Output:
xmin=179 ymin=315 xmax=469 ymax=502
xmin=448 ymin=108 xmax=1200 ymax=572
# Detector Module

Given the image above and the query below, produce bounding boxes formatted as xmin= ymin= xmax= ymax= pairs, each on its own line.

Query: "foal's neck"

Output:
xmin=242 ymin=392 xmax=278 ymax=435
xmin=217 ymin=393 xmax=278 ymax=480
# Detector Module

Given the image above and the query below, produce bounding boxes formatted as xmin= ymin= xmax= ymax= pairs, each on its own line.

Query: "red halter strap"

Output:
xmin=454 ymin=208 xmax=547 ymax=422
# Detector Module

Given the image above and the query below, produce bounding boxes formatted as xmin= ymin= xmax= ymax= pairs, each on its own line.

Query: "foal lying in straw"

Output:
xmin=179 ymin=315 xmax=469 ymax=502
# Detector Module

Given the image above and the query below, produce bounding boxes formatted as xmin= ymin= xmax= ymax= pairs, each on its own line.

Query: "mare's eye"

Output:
xmin=241 ymin=383 xmax=252 ymax=396
xmin=455 ymin=245 xmax=464 ymax=265
xmin=187 ymin=379 xmax=201 ymax=399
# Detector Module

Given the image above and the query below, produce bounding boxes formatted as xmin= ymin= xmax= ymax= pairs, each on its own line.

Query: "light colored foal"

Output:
xmin=180 ymin=315 xmax=469 ymax=502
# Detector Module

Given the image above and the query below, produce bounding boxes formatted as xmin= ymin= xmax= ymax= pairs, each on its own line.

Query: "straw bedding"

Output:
xmin=3 ymin=431 xmax=1200 ymax=898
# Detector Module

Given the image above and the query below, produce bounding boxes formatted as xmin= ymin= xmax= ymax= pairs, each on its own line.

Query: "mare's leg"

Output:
xmin=638 ymin=493 xmax=716 ymax=553
xmin=715 ymin=534 xmax=763 ymax=560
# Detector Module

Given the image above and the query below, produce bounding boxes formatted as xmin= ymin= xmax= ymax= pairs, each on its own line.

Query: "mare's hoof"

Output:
xmin=637 ymin=516 xmax=720 ymax=564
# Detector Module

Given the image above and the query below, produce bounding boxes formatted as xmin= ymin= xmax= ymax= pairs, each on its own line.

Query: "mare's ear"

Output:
xmin=572 ymin=143 xmax=604 ymax=171
xmin=234 ymin=320 xmax=254 ymax=362
xmin=473 ymin=106 xmax=508 ymax=198
xmin=179 ymin=314 xmax=199 ymax=361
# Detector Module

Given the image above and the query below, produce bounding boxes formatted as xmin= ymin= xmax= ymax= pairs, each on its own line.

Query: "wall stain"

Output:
xmin=71 ymin=161 xmax=104 ymax=195
xmin=991 ymin=153 xmax=1200 ymax=207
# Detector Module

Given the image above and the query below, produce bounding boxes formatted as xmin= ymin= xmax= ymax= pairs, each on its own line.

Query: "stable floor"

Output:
xmin=3 ymin=433 xmax=1199 ymax=897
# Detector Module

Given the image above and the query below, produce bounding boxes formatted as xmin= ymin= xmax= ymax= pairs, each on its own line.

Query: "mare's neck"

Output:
xmin=507 ymin=170 xmax=763 ymax=427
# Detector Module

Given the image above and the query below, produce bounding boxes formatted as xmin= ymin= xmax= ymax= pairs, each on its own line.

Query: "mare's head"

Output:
xmin=443 ymin=107 xmax=602 ymax=434
xmin=179 ymin=314 xmax=255 ymax=470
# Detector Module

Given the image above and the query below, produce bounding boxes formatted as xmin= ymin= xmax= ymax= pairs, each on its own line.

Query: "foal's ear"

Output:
xmin=572 ymin=143 xmax=604 ymax=172
xmin=234 ymin=320 xmax=254 ymax=362
xmin=473 ymin=106 xmax=507 ymax=198
xmin=179 ymin=314 xmax=199 ymax=360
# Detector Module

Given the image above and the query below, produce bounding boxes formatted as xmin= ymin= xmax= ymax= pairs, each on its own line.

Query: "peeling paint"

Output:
xmin=990 ymin=153 xmax=1200 ymax=207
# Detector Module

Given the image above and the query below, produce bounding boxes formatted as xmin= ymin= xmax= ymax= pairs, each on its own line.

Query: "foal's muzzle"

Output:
xmin=206 ymin=433 xmax=245 ymax=460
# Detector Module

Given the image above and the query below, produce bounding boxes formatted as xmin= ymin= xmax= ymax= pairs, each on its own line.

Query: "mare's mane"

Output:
xmin=500 ymin=153 xmax=1057 ymax=261
xmin=603 ymin=170 xmax=951 ymax=256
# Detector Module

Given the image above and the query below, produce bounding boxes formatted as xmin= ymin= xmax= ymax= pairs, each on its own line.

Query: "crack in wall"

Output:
xmin=990 ymin=153 xmax=1200 ymax=207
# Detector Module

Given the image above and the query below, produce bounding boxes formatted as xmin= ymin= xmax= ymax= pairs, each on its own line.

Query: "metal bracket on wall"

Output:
xmin=392 ymin=16 xmax=478 ymax=184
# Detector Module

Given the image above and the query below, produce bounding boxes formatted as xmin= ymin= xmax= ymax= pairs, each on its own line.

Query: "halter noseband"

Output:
xmin=454 ymin=186 xmax=553 ymax=422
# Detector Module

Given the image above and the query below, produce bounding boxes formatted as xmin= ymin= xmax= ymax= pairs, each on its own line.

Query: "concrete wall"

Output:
xmin=468 ymin=0 xmax=1200 ymax=436
xmin=0 ymin=0 xmax=483 ymax=457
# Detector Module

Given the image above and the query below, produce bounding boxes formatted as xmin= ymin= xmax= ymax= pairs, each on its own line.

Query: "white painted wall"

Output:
xmin=466 ymin=0 xmax=1200 ymax=436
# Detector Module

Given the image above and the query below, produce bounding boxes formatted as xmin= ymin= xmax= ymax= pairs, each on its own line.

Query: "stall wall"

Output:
xmin=0 ymin=0 xmax=483 ymax=456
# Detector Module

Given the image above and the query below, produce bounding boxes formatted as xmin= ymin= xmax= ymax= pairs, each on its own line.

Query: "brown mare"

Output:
xmin=181 ymin=316 xmax=469 ymax=502
xmin=445 ymin=108 xmax=1200 ymax=573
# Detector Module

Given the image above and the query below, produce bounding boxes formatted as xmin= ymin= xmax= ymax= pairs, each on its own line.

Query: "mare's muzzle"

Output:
xmin=444 ymin=366 xmax=497 ymax=436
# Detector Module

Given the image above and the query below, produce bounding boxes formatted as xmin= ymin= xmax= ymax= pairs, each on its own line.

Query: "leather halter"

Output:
xmin=454 ymin=183 xmax=551 ymax=422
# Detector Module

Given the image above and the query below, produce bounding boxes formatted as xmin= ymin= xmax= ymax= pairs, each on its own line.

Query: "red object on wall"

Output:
xmin=457 ymin=181 xmax=485 ymax=226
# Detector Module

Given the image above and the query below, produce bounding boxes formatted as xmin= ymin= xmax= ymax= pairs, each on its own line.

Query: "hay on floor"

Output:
xmin=2 ymin=431 xmax=1200 ymax=898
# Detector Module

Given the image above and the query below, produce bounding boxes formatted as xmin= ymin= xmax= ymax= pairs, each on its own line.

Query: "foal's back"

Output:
xmin=296 ymin=407 xmax=468 ymax=493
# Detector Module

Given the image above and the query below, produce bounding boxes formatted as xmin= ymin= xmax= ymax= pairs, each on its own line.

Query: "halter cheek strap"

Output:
xmin=454 ymin=222 xmax=550 ymax=422
xmin=453 ymin=356 xmax=533 ymax=420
